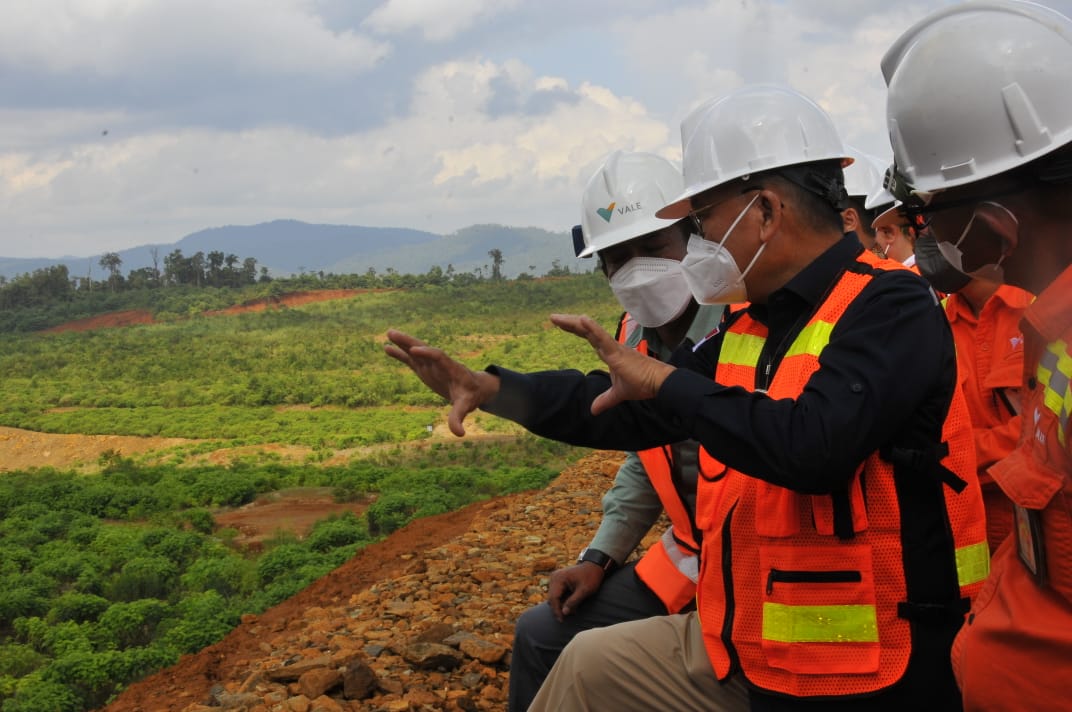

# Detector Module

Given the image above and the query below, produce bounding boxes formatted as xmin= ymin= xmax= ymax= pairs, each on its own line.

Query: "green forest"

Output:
xmin=0 ymin=270 xmax=620 ymax=712
xmin=0 ymin=247 xmax=574 ymax=333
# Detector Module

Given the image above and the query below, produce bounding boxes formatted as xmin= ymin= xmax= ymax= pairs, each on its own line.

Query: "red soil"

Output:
xmin=212 ymin=487 xmax=373 ymax=548
xmin=44 ymin=309 xmax=155 ymax=333
xmin=42 ymin=289 xmax=382 ymax=333
xmin=99 ymin=496 xmax=505 ymax=712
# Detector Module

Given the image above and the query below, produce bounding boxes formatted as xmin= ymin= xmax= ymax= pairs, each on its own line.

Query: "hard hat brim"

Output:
xmin=870 ymin=203 xmax=904 ymax=231
xmin=654 ymin=193 xmax=694 ymax=221
xmin=577 ymin=214 xmax=683 ymax=258
xmin=655 ymin=155 xmax=854 ymax=221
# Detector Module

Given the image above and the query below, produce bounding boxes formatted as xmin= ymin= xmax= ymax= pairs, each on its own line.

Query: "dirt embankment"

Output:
xmin=42 ymin=289 xmax=379 ymax=334
xmin=99 ymin=451 xmax=631 ymax=712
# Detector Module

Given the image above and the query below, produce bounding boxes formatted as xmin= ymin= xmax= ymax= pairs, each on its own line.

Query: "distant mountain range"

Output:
xmin=0 ymin=220 xmax=593 ymax=281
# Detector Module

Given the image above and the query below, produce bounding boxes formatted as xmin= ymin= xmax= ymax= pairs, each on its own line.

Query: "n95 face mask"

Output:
xmin=608 ymin=257 xmax=693 ymax=328
xmin=680 ymin=194 xmax=762 ymax=304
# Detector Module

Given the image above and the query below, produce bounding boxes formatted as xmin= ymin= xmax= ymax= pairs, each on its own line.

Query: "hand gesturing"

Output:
xmin=384 ymin=329 xmax=500 ymax=436
xmin=549 ymin=314 xmax=674 ymax=413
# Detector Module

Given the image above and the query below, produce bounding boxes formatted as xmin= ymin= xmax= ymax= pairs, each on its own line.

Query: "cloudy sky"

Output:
xmin=0 ymin=0 xmax=1055 ymax=259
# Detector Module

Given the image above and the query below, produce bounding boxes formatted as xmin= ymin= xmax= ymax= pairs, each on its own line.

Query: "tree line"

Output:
xmin=0 ymin=249 xmax=577 ymax=332
xmin=0 ymin=249 xmax=263 ymax=311
xmin=0 ymin=248 xmax=564 ymax=309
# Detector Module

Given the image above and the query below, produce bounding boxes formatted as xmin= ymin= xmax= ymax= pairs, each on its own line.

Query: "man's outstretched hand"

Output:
xmin=549 ymin=314 xmax=674 ymax=413
xmin=384 ymin=329 xmax=500 ymax=436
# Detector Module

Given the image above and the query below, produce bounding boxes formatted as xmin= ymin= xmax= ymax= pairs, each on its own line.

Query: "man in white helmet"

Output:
xmin=841 ymin=147 xmax=889 ymax=252
xmin=871 ymin=202 xmax=920 ymax=269
xmin=508 ymin=150 xmax=726 ymax=711
xmin=882 ymin=2 xmax=1072 ymax=709
xmin=386 ymin=85 xmax=987 ymax=711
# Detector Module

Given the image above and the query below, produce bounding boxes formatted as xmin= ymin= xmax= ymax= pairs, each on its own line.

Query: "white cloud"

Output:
xmin=605 ymin=1 xmax=954 ymax=160
xmin=0 ymin=0 xmax=390 ymax=77
xmin=0 ymin=56 xmax=675 ymax=257
xmin=4 ymin=0 xmax=1031 ymax=261
xmin=364 ymin=0 xmax=521 ymax=41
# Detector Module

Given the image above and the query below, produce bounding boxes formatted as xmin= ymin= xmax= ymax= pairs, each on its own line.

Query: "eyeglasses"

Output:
xmin=688 ymin=186 xmax=762 ymax=236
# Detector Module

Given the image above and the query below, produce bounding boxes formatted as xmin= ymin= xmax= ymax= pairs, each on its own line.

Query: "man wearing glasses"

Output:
xmin=386 ymin=85 xmax=988 ymax=711
xmin=882 ymin=2 xmax=1072 ymax=709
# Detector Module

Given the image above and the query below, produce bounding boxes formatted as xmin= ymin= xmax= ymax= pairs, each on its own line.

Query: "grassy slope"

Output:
xmin=0 ymin=274 xmax=618 ymax=442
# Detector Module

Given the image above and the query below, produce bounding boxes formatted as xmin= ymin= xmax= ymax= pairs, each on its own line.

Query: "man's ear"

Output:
xmin=757 ymin=189 xmax=783 ymax=242
xmin=841 ymin=207 xmax=861 ymax=233
xmin=974 ymin=202 xmax=1021 ymax=263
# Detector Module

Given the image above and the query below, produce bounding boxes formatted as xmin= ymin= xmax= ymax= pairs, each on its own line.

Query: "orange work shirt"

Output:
xmin=952 ymin=266 xmax=1072 ymax=711
xmin=945 ymin=285 xmax=1033 ymax=551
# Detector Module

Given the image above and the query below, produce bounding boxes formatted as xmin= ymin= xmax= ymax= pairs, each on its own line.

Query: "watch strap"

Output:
xmin=577 ymin=547 xmax=617 ymax=572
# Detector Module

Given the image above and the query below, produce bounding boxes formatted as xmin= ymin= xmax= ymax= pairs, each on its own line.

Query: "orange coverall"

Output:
xmin=952 ymin=266 xmax=1072 ymax=711
xmin=945 ymin=285 xmax=1033 ymax=551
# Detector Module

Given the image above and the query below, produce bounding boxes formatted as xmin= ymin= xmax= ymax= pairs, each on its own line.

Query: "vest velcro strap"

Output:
xmin=880 ymin=442 xmax=968 ymax=493
xmin=896 ymin=598 xmax=971 ymax=624
xmin=831 ymin=488 xmax=855 ymax=541
xmin=843 ymin=259 xmax=880 ymax=277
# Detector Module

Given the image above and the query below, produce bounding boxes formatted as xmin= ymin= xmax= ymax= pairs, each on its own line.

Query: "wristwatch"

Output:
xmin=577 ymin=547 xmax=617 ymax=573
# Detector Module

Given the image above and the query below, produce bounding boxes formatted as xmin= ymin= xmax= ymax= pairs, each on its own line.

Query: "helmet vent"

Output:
xmin=1002 ymin=82 xmax=1052 ymax=156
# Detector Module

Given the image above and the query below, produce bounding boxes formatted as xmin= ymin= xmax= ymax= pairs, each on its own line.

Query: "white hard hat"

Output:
xmin=844 ymin=147 xmax=888 ymax=199
xmin=864 ymin=163 xmax=896 ymax=210
xmin=884 ymin=0 xmax=1072 ymax=195
xmin=578 ymin=151 xmax=685 ymax=258
xmin=658 ymin=85 xmax=852 ymax=219
xmin=871 ymin=202 xmax=906 ymax=231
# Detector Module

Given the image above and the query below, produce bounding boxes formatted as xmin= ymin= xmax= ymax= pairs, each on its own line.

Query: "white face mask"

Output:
xmin=680 ymin=193 xmax=763 ymax=304
xmin=608 ymin=257 xmax=693 ymax=328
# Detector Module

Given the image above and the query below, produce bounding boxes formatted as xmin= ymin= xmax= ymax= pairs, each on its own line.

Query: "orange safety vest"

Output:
xmin=695 ymin=253 xmax=989 ymax=698
xmin=615 ymin=313 xmax=702 ymax=614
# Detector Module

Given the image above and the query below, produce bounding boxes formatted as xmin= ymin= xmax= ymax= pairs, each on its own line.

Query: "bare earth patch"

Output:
xmin=43 ymin=309 xmax=155 ymax=333
xmin=213 ymin=487 xmax=371 ymax=548
xmin=0 ymin=425 xmax=191 ymax=473
xmin=40 ymin=288 xmax=385 ymax=334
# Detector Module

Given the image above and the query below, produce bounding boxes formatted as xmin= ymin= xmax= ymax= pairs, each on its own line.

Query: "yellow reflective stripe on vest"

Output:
xmin=784 ymin=320 xmax=835 ymax=360
xmin=1038 ymin=338 xmax=1072 ymax=446
xmin=720 ymin=330 xmax=765 ymax=368
xmin=762 ymin=602 xmax=879 ymax=643
xmin=956 ymin=541 xmax=991 ymax=588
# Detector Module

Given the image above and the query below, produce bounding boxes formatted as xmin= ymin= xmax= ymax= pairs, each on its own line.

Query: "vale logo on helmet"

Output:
xmin=596 ymin=201 xmax=643 ymax=223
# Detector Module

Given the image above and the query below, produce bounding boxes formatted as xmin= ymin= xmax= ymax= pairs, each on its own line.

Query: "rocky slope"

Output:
xmin=100 ymin=450 xmax=651 ymax=712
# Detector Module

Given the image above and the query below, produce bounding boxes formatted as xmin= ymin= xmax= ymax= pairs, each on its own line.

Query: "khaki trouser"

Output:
xmin=528 ymin=611 xmax=750 ymax=712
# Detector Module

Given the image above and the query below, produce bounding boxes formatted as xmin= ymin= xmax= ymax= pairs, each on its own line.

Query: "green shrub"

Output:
xmin=108 ymin=557 xmax=178 ymax=602
xmin=95 ymin=600 xmax=170 ymax=650
xmin=0 ymin=588 xmax=53 ymax=629
xmin=183 ymin=508 xmax=216 ymax=534
xmin=159 ymin=591 xmax=236 ymax=654
xmin=45 ymin=595 xmax=109 ymax=625
xmin=180 ymin=557 xmax=253 ymax=598
xmin=305 ymin=513 xmax=370 ymax=553
xmin=0 ymin=644 xmax=46 ymax=678
xmin=255 ymin=544 xmax=317 ymax=587
xmin=1 ymin=674 xmax=81 ymax=712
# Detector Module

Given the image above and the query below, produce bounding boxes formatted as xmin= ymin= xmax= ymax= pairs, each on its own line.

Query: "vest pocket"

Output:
xmin=758 ymin=543 xmax=880 ymax=674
